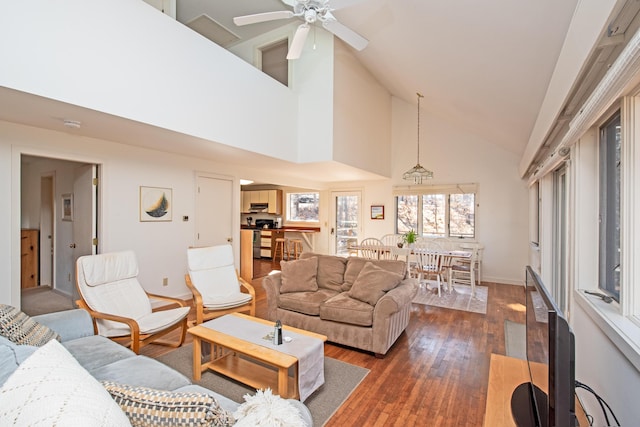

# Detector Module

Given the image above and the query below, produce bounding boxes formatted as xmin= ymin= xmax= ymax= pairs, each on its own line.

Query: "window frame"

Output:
xmin=598 ymin=111 xmax=621 ymax=302
xmin=393 ymin=183 xmax=478 ymax=239
xmin=284 ymin=191 xmax=320 ymax=224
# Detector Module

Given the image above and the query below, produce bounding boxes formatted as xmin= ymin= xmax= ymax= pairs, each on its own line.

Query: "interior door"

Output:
xmin=195 ymin=175 xmax=234 ymax=246
xmin=330 ymin=191 xmax=362 ymax=255
xmin=70 ymin=164 xmax=97 ymax=300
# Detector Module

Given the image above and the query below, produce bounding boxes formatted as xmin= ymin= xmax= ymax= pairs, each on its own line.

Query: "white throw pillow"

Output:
xmin=233 ymin=388 xmax=305 ymax=427
xmin=0 ymin=339 xmax=131 ymax=426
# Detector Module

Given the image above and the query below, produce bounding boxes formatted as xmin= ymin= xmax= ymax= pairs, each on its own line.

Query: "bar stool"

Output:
xmin=274 ymin=238 xmax=288 ymax=261
xmin=289 ymin=238 xmax=303 ymax=260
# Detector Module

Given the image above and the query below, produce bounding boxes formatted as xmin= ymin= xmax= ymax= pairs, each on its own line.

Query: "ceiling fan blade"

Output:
xmin=322 ymin=19 xmax=368 ymax=51
xmin=281 ymin=0 xmax=297 ymax=6
xmin=287 ymin=24 xmax=311 ymax=60
xmin=233 ymin=10 xmax=294 ymax=26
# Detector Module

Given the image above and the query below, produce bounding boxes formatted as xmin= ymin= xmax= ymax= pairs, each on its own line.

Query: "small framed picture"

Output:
xmin=371 ymin=205 xmax=384 ymax=220
xmin=140 ymin=186 xmax=173 ymax=222
xmin=61 ymin=193 xmax=73 ymax=222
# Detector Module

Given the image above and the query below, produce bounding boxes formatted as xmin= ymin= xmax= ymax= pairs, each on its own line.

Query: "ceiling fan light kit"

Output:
xmin=233 ymin=0 xmax=368 ymax=60
xmin=403 ymin=93 xmax=434 ymax=184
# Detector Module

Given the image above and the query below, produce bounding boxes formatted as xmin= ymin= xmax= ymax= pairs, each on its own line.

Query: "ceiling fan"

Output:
xmin=233 ymin=0 xmax=368 ymax=60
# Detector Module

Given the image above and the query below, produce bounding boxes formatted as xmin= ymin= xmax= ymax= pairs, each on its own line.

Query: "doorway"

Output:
xmin=20 ymin=155 xmax=98 ymax=301
xmin=330 ymin=190 xmax=362 ymax=256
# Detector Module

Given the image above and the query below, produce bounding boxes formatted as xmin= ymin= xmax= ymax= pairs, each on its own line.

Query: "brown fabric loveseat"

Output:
xmin=262 ymin=253 xmax=419 ymax=357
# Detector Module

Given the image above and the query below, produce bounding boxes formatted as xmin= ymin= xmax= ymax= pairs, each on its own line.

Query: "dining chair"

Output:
xmin=75 ymin=250 xmax=190 ymax=354
xmin=415 ymin=245 xmax=448 ymax=296
xmin=185 ymin=244 xmax=256 ymax=325
xmin=380 ymin=234 xmax=404 ymax=259
xmin=450 ymin=245 xmax=479 ymax=296
xmin=455 ymin=242 xmax=484 ymax=286
xmin=359 ymin=238 xmax=384 ymax=259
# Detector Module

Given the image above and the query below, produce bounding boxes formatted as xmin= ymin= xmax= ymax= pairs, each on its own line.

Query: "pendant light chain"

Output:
xmin=402 ymin=91 xmax=434 ymax=184
xmin=417 ymin=92 xmax=423 ymax=166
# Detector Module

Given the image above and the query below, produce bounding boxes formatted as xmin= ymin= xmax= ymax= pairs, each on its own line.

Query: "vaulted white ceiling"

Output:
xmin=177 ymin=0 xmax=579 ymax=156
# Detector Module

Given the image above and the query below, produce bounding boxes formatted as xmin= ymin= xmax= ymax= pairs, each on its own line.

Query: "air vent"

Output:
xmin=186 ymin=14 xmax=240 ymax=47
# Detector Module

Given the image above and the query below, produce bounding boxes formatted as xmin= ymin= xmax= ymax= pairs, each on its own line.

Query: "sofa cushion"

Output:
xmin=342 ymin=257 xmax=406 ymax=291
xmin=0 ymin=339 xmax=131 ymax=426
xmin=300 ymin=253 xmax=346 ymax=292
xmin=278 ymin=289 xmax=340 ymax=316
xmin=320 ymin=292 xmax=374 ymax=327
xmin=280 ymin=257 xmax=318 ymax=293
xmin=0 ymin=304 xmax=60 ymax=346
xmin=91 ymin=355 xmax=192 ymax=391
xmin=63 ymin=334 xmax=136 ymax=374
xmin=348 ymin=262 xmax=403 ymax=306
xmin=102 ymin=381 xmax=234 ymax=427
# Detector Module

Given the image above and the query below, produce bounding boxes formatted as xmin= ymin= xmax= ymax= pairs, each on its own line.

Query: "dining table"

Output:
xmin=348 ymin=244 xmax=472 ymax=278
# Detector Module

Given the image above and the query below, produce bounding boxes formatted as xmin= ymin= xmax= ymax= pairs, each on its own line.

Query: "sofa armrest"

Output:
xmin=374 ymin=278 xmax=419 ymax=317
xmin=32 ymin=309 xmax=95 ymax=342
xmin=261 ymin=272 xmax=283 ymax=321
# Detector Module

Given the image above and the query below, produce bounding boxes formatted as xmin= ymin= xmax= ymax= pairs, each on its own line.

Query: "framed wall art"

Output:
xmin=371 ymin=205 xmax=384 ymax=220
xmin=140 ymin=186 xmax=172 ymax=222
xmin=61 ymin=193 xmax=73 ymax=221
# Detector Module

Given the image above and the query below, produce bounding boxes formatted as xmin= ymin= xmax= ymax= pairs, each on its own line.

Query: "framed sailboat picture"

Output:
xmin=140 ymin=186 xmax=172 ymax=222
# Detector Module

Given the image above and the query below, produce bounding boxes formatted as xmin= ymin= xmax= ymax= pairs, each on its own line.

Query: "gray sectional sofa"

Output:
xmin=0 ymin=308 xmax=312 ymax=426
xmin=263 ymin=253 xmax=419 ymax=357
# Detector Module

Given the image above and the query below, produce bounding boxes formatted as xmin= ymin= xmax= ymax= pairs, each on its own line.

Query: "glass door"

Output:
xmin=331 ymin=191 xmax=361 ymax=256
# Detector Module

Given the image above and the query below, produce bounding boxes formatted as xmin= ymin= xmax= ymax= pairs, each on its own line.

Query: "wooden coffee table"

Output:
xmin=187 ymin=313 xmax=327 ymax=399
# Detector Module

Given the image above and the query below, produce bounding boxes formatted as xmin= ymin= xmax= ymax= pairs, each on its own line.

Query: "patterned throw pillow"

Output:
xmin=0 ymin=304 xmax=60 ymax=346
xmin=101 ymin=381 xmax=235 ymax=427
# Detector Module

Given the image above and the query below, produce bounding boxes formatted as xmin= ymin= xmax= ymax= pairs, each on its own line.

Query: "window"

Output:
xmin=599 ymin=111 xmax=621 ymax=301
xmin=286 ymin=192 xmax=319 ymax=222
xmin=260 ymin=39 xmax=288 ymax=86
xmin=395 ymin=184 xmax=477 ymax=238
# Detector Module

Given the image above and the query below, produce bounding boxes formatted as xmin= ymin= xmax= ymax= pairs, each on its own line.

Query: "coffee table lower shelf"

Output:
xmin=202 ymin=350 xmax=297 ymax=399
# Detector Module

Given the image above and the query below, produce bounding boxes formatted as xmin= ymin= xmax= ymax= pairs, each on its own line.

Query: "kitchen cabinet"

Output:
xmin=240 ymin=190 xmax=282 ymax=214
xmin=239 ymin=229 xmax=253 ymax=281
xmin=241 ymin=191 xmax=251 ymax=213
xmin=260 ymin=230 xmax=272 ymax=258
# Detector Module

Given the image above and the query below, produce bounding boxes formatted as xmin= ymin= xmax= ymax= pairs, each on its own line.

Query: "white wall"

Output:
xmin=333 ymin=41 xmax=392 ymax=177
xmin=229 ymin=21 xmax=335 ymax=165
xmin=2 ymin=120 xmax=338 ymax=308
xmin=0 ymin=0 xmax=298 ymax=162
xmin=389 ymin=97 xmax=529 ymax=284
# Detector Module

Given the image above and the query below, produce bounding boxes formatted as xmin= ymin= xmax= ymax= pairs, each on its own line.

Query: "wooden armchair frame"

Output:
xmin=184 ymin=270 xmax=255 ymax=325
xmin=75 ymin=292 xmax=188 ymax=355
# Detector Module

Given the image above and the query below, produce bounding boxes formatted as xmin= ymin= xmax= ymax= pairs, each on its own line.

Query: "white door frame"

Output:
xmin=329 ymin=190 xmax=363 ymax=256
xmin=12 ymin=147 xmax=103 ymax=309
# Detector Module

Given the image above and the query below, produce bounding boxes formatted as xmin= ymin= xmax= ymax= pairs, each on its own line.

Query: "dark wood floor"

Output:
xmin=140 ymin=258 xmax=526 ymax=427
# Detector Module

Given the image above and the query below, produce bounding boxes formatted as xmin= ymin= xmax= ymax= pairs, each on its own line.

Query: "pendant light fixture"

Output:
xmin=403 ymin=92 xmax=434 ymax=184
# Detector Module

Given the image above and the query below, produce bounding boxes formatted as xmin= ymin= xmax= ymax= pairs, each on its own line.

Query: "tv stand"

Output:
xmin=510 ymin=382 xmax=549 ymax=427
xmin=484 ymin=354 xmax=587 ymax=426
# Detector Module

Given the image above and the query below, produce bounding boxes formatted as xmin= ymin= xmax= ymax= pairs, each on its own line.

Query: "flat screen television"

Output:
xmin=510 ymin=266 xmax=577 ymax=427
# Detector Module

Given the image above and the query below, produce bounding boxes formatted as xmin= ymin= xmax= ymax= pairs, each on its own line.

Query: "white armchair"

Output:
xmin=75 ymin=250 xmax=190 ymax=354
xmin=185 ymin=244 xmax=255 ymax=325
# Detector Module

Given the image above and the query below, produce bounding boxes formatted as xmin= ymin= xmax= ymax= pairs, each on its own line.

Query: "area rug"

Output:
xmin=504 ymin=320 xmax=526 ymax=360
xmin=412 ymin=283 xmax=488 ymax=314
xmin=157 ymin=344 xmax=369 ymax=427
